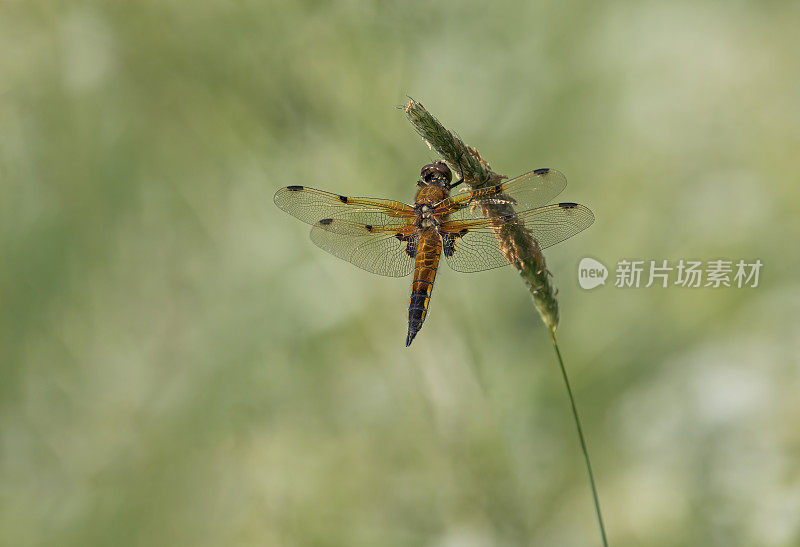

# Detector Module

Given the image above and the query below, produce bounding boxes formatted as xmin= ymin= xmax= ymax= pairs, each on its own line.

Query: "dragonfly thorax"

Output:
xmin=415 ymin=202 xmax=441 ymax=229
xmin=420 ymin=217 xmax=437 ymax=228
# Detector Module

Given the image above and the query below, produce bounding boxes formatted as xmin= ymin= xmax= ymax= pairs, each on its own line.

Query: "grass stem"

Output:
xmin=404 ymin=98 xmax=608 ymax=546
xmin=551 ymin=330 xmax=609 ymax=547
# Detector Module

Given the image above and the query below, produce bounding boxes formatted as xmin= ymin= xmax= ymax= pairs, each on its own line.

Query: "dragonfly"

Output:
xmin=274 ymin=162 xmax=594 ymax=346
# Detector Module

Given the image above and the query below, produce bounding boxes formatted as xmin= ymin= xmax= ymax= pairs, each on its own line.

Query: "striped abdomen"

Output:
xmin=406 ymin=230 xmax=441 ymax=347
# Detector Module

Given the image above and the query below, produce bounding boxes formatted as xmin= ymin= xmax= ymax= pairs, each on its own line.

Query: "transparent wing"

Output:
xmin=435 ymin=168 xmax=567 ymax=221
xmin=274 ymin=185 xmax=415 ymax=226
xmin=309 ymin=219 xmax=417 ymax=277
xmin=439 ymin=202 xmax=594 ymax=273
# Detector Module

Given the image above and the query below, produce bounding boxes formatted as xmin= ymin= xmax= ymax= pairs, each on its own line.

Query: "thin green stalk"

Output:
xmin=551 ymin=331 xmax=608 ymax=547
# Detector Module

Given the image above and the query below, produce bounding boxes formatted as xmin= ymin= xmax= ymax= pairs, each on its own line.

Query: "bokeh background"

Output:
xmin=2 ymin=1 xmax=799 ymax=546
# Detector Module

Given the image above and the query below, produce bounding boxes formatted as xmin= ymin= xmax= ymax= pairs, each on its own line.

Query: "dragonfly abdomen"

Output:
xmin=406 ymin=231 xmax=441 ymax=347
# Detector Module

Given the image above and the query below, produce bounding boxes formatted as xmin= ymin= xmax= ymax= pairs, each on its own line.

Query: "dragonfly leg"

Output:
xmin=448 ymin=150 xmax=467 ymax=190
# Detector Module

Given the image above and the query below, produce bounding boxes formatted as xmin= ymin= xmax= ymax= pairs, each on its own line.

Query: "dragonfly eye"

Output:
xmin=420 ymin=161 xmax=452 ymax=184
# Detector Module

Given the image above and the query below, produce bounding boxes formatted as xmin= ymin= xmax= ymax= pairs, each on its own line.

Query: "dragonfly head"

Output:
xmin=419 ymin=161 xmax=452 ymax=188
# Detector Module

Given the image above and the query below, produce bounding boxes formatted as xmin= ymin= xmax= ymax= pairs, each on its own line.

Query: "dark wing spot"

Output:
xmin=558 ymin=202 xmax=578 ymax=209
xmin=533 ymin=168 xmax=550 ymax=175
xmin=405 ymin=237 xmax=418 ymax=258
xmin=338 ymin=195 xmax=349 ymax=203
xmin=395 ymin=233 xmax=404 ymax=240
xmin=502 ymin=213 xmax=515 ymax=221
xmin=364 ymin=224 xmax=373 ymax=232
xmin=286 ymin=185 xmax=303 ymax=191
xmin=442 ymin=233 xmax=456 ymax=257
xmin=319 ymin=218 xmax=334 ymax=225
xmin=459 ymin=228 xmax=469 ymax=236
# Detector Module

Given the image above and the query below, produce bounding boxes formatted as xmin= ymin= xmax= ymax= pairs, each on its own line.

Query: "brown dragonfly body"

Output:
xmin=274 ymin=162 xmax=594 ymax=347
xmin=406 ymin=165 xmax=450 ymax=346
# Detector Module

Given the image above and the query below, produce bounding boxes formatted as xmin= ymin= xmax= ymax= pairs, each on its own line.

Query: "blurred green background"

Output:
xmin=2 ymin=1 xmax=799 ymax=546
